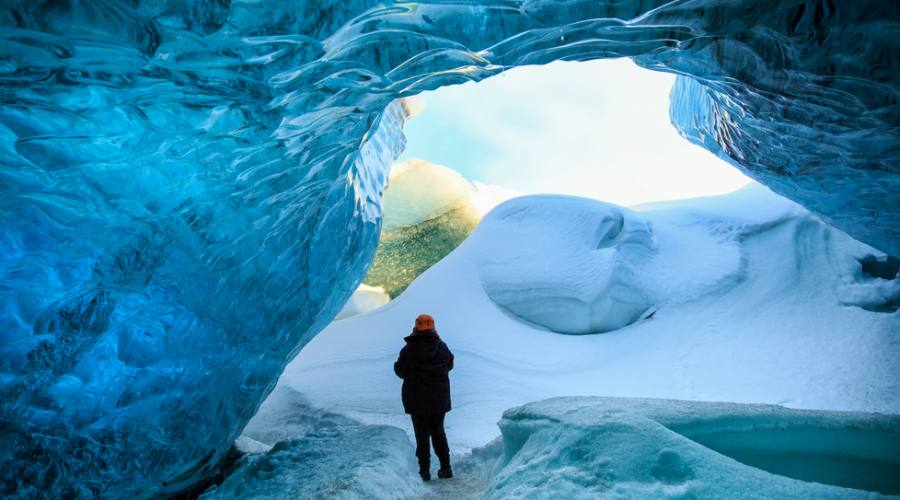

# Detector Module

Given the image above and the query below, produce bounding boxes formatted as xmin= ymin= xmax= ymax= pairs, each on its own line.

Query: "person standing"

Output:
xmin=394 ymin=314 xmax=454 ymax=481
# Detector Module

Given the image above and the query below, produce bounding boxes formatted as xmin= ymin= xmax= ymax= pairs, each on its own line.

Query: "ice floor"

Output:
xmin=224 ymin=392 xmax=900 ymax=499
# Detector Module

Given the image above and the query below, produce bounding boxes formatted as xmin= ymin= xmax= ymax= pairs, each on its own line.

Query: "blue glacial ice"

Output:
xmin=484 ymin=397 xmax=900 ymax=498
xmin=0 ymin=0 xmax=898 ymax=496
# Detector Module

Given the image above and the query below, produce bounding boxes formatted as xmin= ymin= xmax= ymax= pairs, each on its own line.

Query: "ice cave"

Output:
xmin=0 ymin=1 xmax=898 ymax=498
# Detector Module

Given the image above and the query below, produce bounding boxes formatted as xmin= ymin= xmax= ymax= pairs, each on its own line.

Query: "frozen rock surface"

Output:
xmin=487 ymin=397 xmax=900 ymax=499
xmin=1 ymin=0 xmax=898 ymax=496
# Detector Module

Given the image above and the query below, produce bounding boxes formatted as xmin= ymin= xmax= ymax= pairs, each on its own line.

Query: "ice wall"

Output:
xmin=0 ymin=0 xmax=897 ymax=496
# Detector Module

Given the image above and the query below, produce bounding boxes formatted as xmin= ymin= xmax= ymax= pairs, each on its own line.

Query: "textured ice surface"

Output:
xmin=486 ymin=397 xmax=900 ymax=499
xmin=202 ymin=387 xmax=425 ymax=500
xmin=1 ymin=0 xmax=898 ymax=495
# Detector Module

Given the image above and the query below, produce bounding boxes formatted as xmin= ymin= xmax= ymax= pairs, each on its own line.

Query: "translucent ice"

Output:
xmin=363 ymin=159 xmax=482 ymax=297
xmin=363 ymin=159 xmax=511 ymax=297
xmin=486 ymin=397 xmax=900 ymax=498
xmin=1 ymin=0 xmax=897 ymax=495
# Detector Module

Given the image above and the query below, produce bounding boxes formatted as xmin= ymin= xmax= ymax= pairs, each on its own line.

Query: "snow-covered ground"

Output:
xmin=249 ymin=184 xmax=899 ymax=458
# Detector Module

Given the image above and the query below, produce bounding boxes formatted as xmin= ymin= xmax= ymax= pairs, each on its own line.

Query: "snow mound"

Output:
xmin=475 ymin=195 xmax=743 ymax=334
xmin=335 ymin=284 xmax=391 ymax=320
xmin=477 ymin=197 xmax=656 ymax=334
xmin=488 ymin=397 xmax=900 ymax=498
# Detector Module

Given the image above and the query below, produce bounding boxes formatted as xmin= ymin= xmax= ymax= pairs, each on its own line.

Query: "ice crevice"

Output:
xmin=0 ymin=0 xmax=898 ymax=496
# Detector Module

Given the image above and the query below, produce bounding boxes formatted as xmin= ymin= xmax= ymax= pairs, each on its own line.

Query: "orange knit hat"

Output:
xmin=415 ymin=314 xmax=435 ymax=331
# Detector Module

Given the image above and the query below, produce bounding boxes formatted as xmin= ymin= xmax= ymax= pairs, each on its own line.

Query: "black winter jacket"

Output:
xmin=394 ymin=329 xmax=454 ymax=414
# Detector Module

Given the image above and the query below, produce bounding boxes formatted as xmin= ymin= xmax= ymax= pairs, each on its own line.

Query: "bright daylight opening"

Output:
xmin=401 ymin=58 xmax=751 ymax=207
xmin=360 ymin=59 xmax=755 ymax=303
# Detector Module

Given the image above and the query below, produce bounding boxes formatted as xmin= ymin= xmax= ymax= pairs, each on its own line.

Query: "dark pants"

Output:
xmin=410 ymin=412 xmax=451 ymax=472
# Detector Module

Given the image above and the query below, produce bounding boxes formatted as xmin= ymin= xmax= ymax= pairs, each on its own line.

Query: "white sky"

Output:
xmin=399 ymin=58 xmax=752 ymax=207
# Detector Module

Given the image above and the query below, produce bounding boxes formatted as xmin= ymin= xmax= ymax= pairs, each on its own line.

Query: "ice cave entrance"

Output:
xmin=361 ymin=58 xmax=755 ymax=303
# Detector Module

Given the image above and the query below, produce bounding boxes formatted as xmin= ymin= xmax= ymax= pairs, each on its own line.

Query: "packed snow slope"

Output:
xmin=2 ymin=1 xmax=899 ymax=495
xmin=254 ymin=185 xmax=900 ymax=454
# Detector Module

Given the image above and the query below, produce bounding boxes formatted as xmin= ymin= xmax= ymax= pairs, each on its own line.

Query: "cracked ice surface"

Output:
xmin=0 ymin=0 xmax=898 ymax=496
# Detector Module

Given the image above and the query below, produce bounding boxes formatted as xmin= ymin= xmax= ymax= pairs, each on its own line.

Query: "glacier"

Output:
xmin=1 ymin=0 xmax=898 ymax=496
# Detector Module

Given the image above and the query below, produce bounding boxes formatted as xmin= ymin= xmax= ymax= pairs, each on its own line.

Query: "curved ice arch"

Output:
xmin=0 ymin=0 xmax=897 ymax=496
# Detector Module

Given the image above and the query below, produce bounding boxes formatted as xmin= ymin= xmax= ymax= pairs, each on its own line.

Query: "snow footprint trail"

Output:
xmin=420 ymin=441 xmax=501 ymax=499
xmin=422 ymin=474 xmax=486 ymax=500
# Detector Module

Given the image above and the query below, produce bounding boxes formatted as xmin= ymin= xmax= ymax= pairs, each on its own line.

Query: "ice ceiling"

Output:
xmin=0 ymin=0 xmax=897 ymax=497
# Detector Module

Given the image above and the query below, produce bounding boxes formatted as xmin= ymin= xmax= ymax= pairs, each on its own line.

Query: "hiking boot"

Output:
xmin=419 ymin=469 xmax=431 ymax=481
xmin=437 ymin=467 xmax=453 ymax=479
